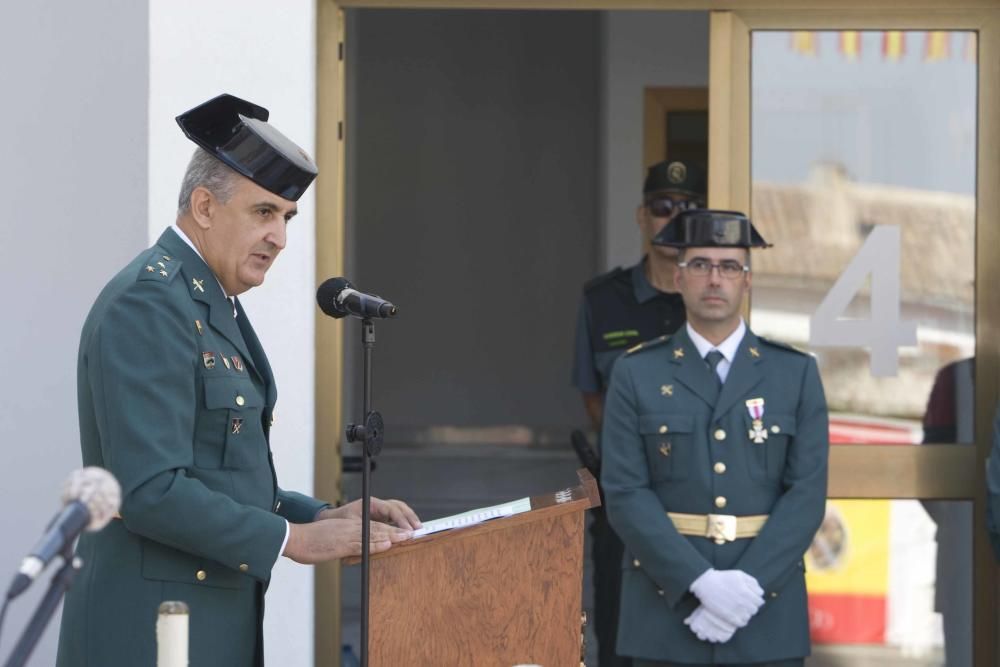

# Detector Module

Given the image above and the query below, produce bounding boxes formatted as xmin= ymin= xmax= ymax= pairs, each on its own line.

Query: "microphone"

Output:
xmin=316 ymin=277 xmax=398 ymax=319
xmin=7 ymin=467 xmax=121 ymax=600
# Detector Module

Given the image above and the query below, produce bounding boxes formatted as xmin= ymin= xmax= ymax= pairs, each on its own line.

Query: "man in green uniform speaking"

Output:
xmin=601 ymin=210 xmax=829 ymax=666
xmin=56 ymin=94 xmax=419 ymax=666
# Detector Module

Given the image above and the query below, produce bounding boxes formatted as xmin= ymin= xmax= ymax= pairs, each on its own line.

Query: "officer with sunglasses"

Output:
xmin=601 ymin=210 xmax=829 ymax=667
xmin=571 ymin=160 xmax=705 ymax=667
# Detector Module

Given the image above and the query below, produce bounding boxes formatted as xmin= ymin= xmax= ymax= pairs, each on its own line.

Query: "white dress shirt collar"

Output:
xmin=686 ymin=319 xmax=746 ymax=384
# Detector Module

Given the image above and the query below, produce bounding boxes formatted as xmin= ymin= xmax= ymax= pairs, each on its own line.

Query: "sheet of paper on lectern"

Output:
xmin=411 ymin=497 xmax=532 ymax=538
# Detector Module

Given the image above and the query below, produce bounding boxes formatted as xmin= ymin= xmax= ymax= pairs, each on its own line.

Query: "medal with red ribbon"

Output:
xmin=746 ymin=397 xmax=767 ymax=443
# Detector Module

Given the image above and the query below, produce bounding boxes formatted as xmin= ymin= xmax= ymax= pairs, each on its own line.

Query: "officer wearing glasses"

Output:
xmin=601 ymin=210 xmax=829 ymax=667
xmin=571 ymin=160 xmax=705 ymax=667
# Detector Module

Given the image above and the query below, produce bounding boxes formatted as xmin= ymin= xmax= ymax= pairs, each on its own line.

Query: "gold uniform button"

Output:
xmin=770 ymin=591 xmax=779 ymax=599
xmin=235 ymin=395 xmax=245 ymax=407
xmin=715 ymin=496 xmax=727 ymax=509
xmin=771 ymin=425 xmax=781 ymax=434
xmin=714 ymin=429 xmax=726 ymax=441
xmin=632 ymin=558 xmax=641 ymax=568
xmin=657 ymin=589 xmax=665 ymax=597
xmin=713 ymin=462 xmax=727 ymax=474
xmin=659 ymin=425 xmax=668 ymax=434
xmin=196 ymin=570 xmax=207 ymax=581
xmin=239 ymin=563 xmax=249 ymax=573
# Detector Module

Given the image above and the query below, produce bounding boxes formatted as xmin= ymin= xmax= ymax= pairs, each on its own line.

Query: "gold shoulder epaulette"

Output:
xmin=625 ymin=334 xmax=671 ymax=356
xmin=757 ymin=335 xmax=808 ymax=356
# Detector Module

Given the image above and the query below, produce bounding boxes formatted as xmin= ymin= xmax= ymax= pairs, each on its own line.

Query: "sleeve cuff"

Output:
xmin=275 ymin=519 xmax=290 ymax=567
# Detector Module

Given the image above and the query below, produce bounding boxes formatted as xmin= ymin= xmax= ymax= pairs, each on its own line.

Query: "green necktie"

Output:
xmin=705 ymin=350 xmax=725 ymax=389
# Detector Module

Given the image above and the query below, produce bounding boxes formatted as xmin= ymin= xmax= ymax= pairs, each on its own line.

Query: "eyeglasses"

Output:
xmin=678 ymin=258 xmax=749 ymax=280
xmin=646 ymin=197 xmax=704 ymax=218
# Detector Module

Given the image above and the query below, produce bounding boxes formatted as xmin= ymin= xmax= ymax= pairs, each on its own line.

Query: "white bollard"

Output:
xmin=156 ymin=601 xmax=189 ymax=667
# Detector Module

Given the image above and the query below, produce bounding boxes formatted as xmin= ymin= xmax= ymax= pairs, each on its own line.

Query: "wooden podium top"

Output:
xmin=346 ymin=468 xmax=600 ymax=565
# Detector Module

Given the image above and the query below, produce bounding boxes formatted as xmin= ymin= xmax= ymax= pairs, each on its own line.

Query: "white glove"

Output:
xmin=684 ymin=605 xmax=738 ymax=643
xmin=689 ymin=568 xmax=765 ymax=627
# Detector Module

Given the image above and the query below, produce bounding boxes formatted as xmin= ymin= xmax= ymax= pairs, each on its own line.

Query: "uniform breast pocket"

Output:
xmin=639 ymin=413 xmax=694 ymax=481
xmin=196 ymin=376 xmax=266 ymax=471
xmin=745 ymin=413 xmax=797 ymax=481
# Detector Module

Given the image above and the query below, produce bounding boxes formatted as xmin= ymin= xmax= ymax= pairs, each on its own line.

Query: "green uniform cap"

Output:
xmin=643 ymin=160 xmax=707 ymax=200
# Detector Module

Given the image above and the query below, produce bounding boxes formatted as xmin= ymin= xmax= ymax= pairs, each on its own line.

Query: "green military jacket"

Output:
xmin=57 ymin=228 xmax=328 ymax=667
xmin=601 ymin=325 xmax=829 ymax=664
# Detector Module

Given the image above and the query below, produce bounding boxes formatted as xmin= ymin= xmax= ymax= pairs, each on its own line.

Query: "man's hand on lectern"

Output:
xmin=318 ymin=497 xmax=422 ymax=530
xmin=283 ymin=517 xmax=412 ymax=564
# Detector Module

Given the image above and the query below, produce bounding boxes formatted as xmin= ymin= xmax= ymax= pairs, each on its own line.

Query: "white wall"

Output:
xmin=0 ymin=2 xmax=149 ymax=664
xmin=149 ymin=2 xmax=319 ymax=665
xmin=601 ymin=11 xmax=709 ymax=270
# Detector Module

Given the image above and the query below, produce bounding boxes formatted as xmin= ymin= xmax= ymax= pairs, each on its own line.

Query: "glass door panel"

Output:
xmin=749 ymin=30 xmax=977 ymax=447
xmin=746 ymin=28 xmax=980 ymax=667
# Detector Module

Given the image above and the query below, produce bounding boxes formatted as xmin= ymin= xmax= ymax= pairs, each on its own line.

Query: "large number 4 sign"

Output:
xmin=809 ymin=225 xmax=917 ymax=377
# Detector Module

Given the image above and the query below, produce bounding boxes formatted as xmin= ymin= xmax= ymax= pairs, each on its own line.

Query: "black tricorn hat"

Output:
xmin=176 ymin=94 xmax=318 ymax=201
xmin=652 ymin=209 xmax=772 ymax=248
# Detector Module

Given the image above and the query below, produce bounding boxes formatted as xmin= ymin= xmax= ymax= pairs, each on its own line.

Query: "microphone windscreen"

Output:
xmin=316 ymin=277 xmax=352 ymax=318
xmin=61 ymin=467 xmax=122 ymax=531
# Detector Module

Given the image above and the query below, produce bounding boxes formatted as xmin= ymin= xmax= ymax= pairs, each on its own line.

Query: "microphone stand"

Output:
xmin=3 ymin=545 xmax=81 ymax=667
xmin=345 ymin=318 xmax=384 ymax=667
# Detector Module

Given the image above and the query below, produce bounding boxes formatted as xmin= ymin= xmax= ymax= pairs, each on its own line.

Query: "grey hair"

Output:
xmin=176 ymin=148 xmax=240 ymax=216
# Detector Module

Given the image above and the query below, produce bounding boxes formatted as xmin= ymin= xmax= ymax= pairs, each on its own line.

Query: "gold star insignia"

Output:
xmin=749 ymin=347 xmax=760 ymax=358
xmin=660 ymin=384 xmax=674 ymax=397
xmin=673 ymin=348 xmax=685 ymax=359
xmin=192 ymin=278 xmax=205 ymax=293
xmin=162 ymin=255 xmax=171 ymax=261
xmin=157 ymin=261 xmax=166 ymax=269
xmin=145 ymin=266 xmax=154 ymax=273
xmin=159 ymin=270 xmax=168 ymax=277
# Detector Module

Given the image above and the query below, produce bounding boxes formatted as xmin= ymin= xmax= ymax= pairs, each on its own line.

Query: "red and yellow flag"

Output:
xmin=791 ymin=31 xmax=818 ymax=56
xmin=882 ymin=31 xmax=906 ymax=61
xmin=839 ymin=31 xmax=862 ymax=61
xmin=924 ymin=31 xmax=951 ymax=62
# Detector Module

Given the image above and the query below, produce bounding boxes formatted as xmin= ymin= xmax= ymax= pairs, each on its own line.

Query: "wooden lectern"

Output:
xmin=351 ymin=468 xmax=600 ymax=667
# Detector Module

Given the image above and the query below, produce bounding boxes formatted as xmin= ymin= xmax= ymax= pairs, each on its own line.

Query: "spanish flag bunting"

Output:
xmin=882 ymin=31 xmax=906 ymax=61
xmin=924 ymin=31 xmax=951 ymax=62
xmin=839 ymin=31 xmax=862 ymax=61
xmin=791 ymin=31 xmax=818 ymax=56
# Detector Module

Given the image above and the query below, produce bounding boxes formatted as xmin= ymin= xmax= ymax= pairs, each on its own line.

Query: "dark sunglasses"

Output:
xmin=646 ymin=197 xmax=704 ymax=217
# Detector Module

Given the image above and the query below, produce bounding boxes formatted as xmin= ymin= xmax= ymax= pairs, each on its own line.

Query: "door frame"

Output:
xmin=315 ymin=3 xmax=347 ymax=665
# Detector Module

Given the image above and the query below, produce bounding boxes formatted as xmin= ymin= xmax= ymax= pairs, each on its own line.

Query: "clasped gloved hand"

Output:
xmin=683 ymin=605 xmax=738 ymax=643
xmin=688 ymin=568 xmax=765 ymax=628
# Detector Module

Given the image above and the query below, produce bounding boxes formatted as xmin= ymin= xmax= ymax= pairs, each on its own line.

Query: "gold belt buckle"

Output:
xmin=706 ymin=514 xmax=737 ymax=544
